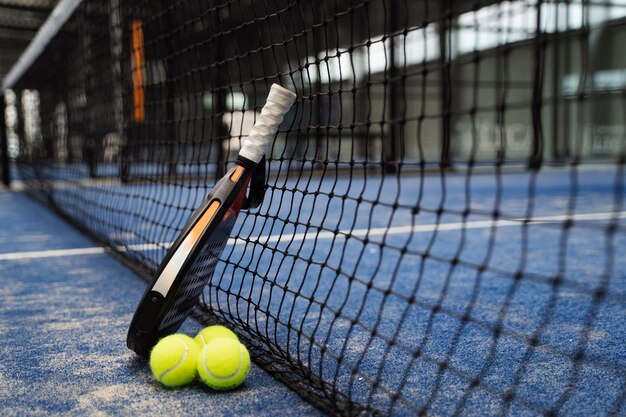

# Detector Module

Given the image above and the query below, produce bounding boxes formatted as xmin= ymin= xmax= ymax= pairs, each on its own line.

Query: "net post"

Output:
xmin=81 ymin=6 xmax=98 ymax=178
xmin=110 ymin=0 xmax=125 ymax=179
xmin=164 ymin=0 xmax=177 ymax=178
xmin=16 ymin=91 xmax=25 ymax=163
xmin=118 ymin=4 xmax=129 ymax=184
xmin=529 ymin=0 xmax=545 ymax=169
xmin=211 ymin=6 xmax=228 ymax=181
xmin=1 ymin=91 xmax=10 ymax=187
xmin=384 ymin=0 xmax=401 ymax=174
xmin=551 ymin=19 xmax=561 ymax=163
xmin=438 ymin=0 xmax=452 ymax=170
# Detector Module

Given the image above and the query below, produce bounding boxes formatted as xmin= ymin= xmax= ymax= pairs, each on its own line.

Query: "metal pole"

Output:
xmin=529 ymin=0 xmax=545 ymax=169
xmin=164 ymin=1 xmax=177 ymax=177
xmin=1 ymin=91 xmax=10 ymax=187
xmin=384 ymin=0 xmax=401 ymax=174
xmin=439 ymin=1 xmax=452 ymax=169
xmin=212 ymin=4 xmax=228 ymax=181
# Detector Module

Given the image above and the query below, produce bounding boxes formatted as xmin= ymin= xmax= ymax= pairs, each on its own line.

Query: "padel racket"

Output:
xmin=127 ymin=84 xmax=296 ymax=356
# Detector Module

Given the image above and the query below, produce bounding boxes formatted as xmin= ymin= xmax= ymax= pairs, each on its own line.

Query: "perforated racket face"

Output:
xmin=157 ymin=216 xmax=235 ymax=333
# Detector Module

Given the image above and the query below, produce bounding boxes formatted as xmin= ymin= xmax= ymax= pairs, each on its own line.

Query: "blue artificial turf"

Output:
xmin=2 ymin=166 xmax=625 ymax=416
xmin=0 ymin=189 xmax=323 ymax=416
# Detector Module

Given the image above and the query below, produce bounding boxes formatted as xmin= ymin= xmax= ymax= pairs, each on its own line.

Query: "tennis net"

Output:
xmin=2 ymin=0 xmax=626 ymax=415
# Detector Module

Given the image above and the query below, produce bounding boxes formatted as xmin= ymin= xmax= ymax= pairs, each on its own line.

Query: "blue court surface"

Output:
xmin=1 ymin=166 xmax=625 ymax=416
xmin=0 ymin=188 xmax=323 ymax=416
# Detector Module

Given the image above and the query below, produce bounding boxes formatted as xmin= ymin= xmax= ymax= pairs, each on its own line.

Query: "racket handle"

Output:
xmin=238 ymin=84 xmax=297 ymax=164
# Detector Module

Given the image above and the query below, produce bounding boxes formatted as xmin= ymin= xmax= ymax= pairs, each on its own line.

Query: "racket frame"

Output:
xmin=127 ymin=156 xmax=256 ymax=356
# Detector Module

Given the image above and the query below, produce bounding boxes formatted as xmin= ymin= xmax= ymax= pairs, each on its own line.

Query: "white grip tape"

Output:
xmin=238 ymin=84 xmax=297 ymax=163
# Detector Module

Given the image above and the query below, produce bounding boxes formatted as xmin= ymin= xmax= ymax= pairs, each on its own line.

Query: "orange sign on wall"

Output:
xmin=131 ymin=19 xmax=145 ymax=123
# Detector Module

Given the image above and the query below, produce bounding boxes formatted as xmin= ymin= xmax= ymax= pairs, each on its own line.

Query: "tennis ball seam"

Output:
xmin=194 ymin=326 xmax=239 ymax=347
xmin=199 ymin=344 xmax=243 ymax=381
xmin=157 ymin=337 xmax=190 ymax=383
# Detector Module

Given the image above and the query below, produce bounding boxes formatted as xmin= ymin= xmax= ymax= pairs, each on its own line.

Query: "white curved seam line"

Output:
xmin=158 ymin=339 xmax=189 ymax=382
xmin=202 ymin=345 xmax=242 ymax=381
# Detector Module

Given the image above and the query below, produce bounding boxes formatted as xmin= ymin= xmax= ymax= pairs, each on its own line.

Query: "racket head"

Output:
xmin=127 ymin=160 xmax=253 ymax=356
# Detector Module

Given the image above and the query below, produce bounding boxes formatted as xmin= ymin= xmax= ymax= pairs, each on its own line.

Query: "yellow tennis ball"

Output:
xmin=197 ymin=337 xmax=251 ymax=390
xmin=194 ymin=325 xmax=239 ymax=347
xmin=149 ymin=334 xmax=200 ymax=388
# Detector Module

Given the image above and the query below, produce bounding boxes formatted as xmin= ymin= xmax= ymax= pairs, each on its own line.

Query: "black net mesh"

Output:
xmin=3 ymin=0 xmax=626 ymax=415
